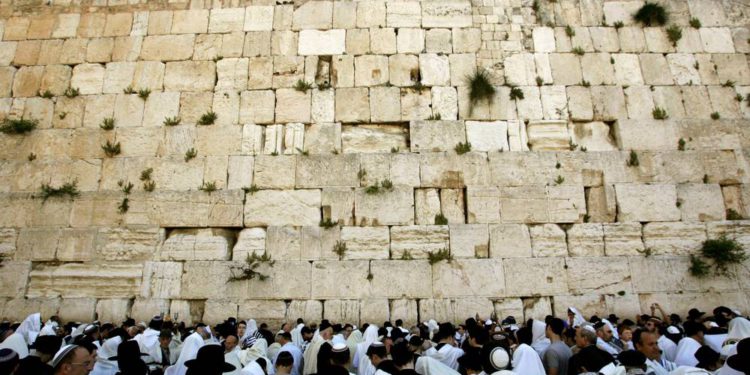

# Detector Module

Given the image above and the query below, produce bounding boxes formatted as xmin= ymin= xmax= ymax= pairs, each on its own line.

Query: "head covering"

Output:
xmin=568 ymin=307 xmax=585 ymax=328
xmin=530 ymin=320 xmax=551 ymax=356
xmin=487 ymin=346 xmax=510 ymax=370
xmin=726 ymin=338 xmax=749 ymax=373
xmin=91 ymin=335 xmax=122 ymax=375
xmin=695 ymin=345 xmax=719 ymax=369
xmin=0 ymin=348 xmax=19 ymax=374
xmin=185 ymin=344 xmax=235 ymax=372
xmin=51 ymin=344 xmax=79 ymax=369
xmin=618 ymin=350 xmax=646 ymax=367
xmin=689 ymin=308 xmax=707 ymax=320
xmin=726 ymin=317 xmax=750 ymax=341
xmin=510 ymin=343 xmax=545 ymax=374
xmin=33 ymin=335 xmax=62 ymax=355
xmin=173 ymin=332 xmax=205 ymax=375
xmin=16 ymin=313 xmax=41 ymax=346
xmin=240 ymin=360 xmax=266 ymax=375
xmin=414 ymin=355 xmax=462 ymax=375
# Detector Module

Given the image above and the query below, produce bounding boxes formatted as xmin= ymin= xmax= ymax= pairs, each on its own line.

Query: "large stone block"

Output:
xmin=567 ymin=224 xmax=604 ymax=257
xmin=160 ymin=228 xmax=235 ymax=261
xmin=0 ymin=261 xmax=30 ymax=298
xmin=130 ymin=298 xmax=170 ymax=322
xmin=94 ymin=226 xmax=161 ymax=261
xmin=529 ymin=224 xmax=567 ymax=257
xmin=323 ymin=300 xmax=359 ymax=323
xmin=141 ymin=261 xmax=182 ymax=299
xmin=677 ymin=184 xmax=725 ymax=222
xmin=164 ymin=61 xmax=215 ymax=91
xmin=137 ymin=191 xmax=244 ymax=228
xmin=489 ymin=224 xmax=532 ymax=258
xmin=566 ymin=257 xmax=632 ymax=294
xmin=526 ymin=120 xmax=570 ymax=151
xmin=296 ymin=154 xmax=359 ymax=188
xmin=390 ymin=225 xmax=449 ymax=259
xmin=410 ymin=120 xmax=466 ymax=153
xmin=140 ymin=35 xmax=195 ymax=61
xmin=311 ymin=260 xmax=370 ymax=299
xmin=339 ymin=227 xmax=390 ymax=260
xmin=57 ymin=298 xmax=96 ymax=323
xmin=370 ymin=260 xmax=432 ymax=298
xmin=298 ymin=29 xmax=345 ymax=55
xmin=421 ymin=2 xmax=472 ymax=28
xmin=465 ymin=121 xmax=509 ymax=152
xmin=275 ymin=88 xmax=311 ymax=123
xmin=28 ymin=264 xmax=142 ymax=298
xmin=354 ymin=187 xmax=414 ymax=226
xmin=244 ymin=190 xmax=321 ymax=227
xmin=603 ymin=223 xmax=644 ymax=256
xmin=335 ymin=87 xmax=370 ymax=123
xmin=415 ymin=189 xmax=440 ymax=225
xmin=615 ymin=184 xmax=680 ymax=222
xmin=95 ymin=299 xmax=132 ymax=324
xmin=70 ymin=63 xmax=104 ymax=95
xmin=450 ymin=224 xmax=489 ymax=258
xmin=433 ymin=259 xmax=505 ymax=298
xmin=630 ymin=256 xmax=737 ymax=293
xmin=642 ymin=222 xmax=706 ymax=256
xmin=504 ymin=257 xmax=568 ymax=296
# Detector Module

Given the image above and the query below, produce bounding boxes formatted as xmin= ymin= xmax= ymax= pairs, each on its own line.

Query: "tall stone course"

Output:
xmin=0 ymin=0 xmax=749 ymax=325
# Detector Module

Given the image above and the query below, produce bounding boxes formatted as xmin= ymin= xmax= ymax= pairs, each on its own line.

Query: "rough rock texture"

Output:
xmin=0 ymin=0 xmax=747 ymax=324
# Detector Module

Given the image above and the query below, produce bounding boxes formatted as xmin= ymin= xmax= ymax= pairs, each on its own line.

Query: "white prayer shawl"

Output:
xmin=17 ymin=313 xmax=41 ymax=346
xmin=427 ymin=320 xmax=439 ymax=340
xmin=291 ymin=323 xmax=305 ymax=349
xmin=357 ymin=353 xmax=376 ymax=375
xmin=90 ymin=335 xmax=122 ymax=375
xmin=302 ymin=334 xmax=328 ymax=375
xmin=602 ymin=319 xmax=619 ymax=340
xmin=414 ymin=355 xmax=460 ymax=375
xmin=172 ymin=332 xmax=204 ymax=375
xmin=136 ymin=328 xmax=161 ymax=365
xmin=598 ymin=363 xmax=626 ymax=375
xmin=0 ymin=332 xmax=29 ymax=359
xmin=568 ymin=307 xmax=586 ymax=328
xmin=716 ymin=361 xmax=745 ymax=375
xmin=225 ymin=347 xmax=243 ymax=375
xmin=241 ymin=361 xmax=266 ymax=375
xmin=668 ymin=367 xmax=713 ymax=375
xmin=433 ymin=343 xmax=464 ymax=370
xmin=597 ymin=337 xmax=622 ymax=357
xmin=530 ymin=320 xmax=551 ymax=356
xmin=354 ymin=325 xmax=379 ymax=370
xmin=704 ymin=333 xmax=727 ymax=354
xmin=274 ymin=342 xmax=303 ymax=375
xmin=267 ymin=342 xmax=281 ymax=363
xmin=40 ymin=320 xmax=58 ymax=336
xmin=674 ymin=337 xmax=702 ymax=367
xmin=644 ymin=358 xmax=676 ymax=375
xmin=346 ymin=329 xmax=363 ymax=371
xmin=511 ymin=343 xmax=545 ymax=375
xmin=726 ymin=317 xmax=750 ymax=341
xmin=332 ymin=333 xmax=346 ymax=346
xmin=658 ymin=335 xmax=678 ymax=362
xmin=238 ymin=338 xmax=269 ymax=366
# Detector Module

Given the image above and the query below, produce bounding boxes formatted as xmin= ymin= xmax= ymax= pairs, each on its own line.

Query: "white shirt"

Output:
xmin=674 ymin=337 xmax=701 ymax=367
xmin=274 ymin=342 xmax=303 ymax=375
xmin=433 ymin=343 xmax=464 ymax=370
xmin=657 ymin=334 xmax=678 ymax=362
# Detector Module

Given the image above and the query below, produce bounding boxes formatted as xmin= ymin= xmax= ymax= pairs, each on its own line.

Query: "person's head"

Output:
xmin=280 ymin=322 xmax=291 ymax=333
xmin=53 ymin=345 xmax=95 ymax=375
xmin=196 ymin=324 xmax=211 ymax=340
xmin=546 ymin=318 xmax=565 ymax=340
xmin=224 ymin=334 xmax=239 ymax=353
xmin=390 ymin=341 xmax=413 ymax=369
xmin=684 ymin=321 xmax=706 ymax=343
xmin=278 ymin=331 xmax=292 ymax=344
xmin=618 ymin=350 xmax=647 ymax=371
xmin=34 ymin=335 xmax=63 ymax=362
xmin=0 ymin=348 xmax=19 ymax=375
xmin=575 ymin=325 xmax=597 ymax=348
xmin=301 ymin=327 xmax=313 ymax=341
xmin=237 ymin=321 xmax=246 ymax=338
xmin=695 ymin=345 xmax=720 ymax=371
xmin=395 ymin=319 xmax=403 ymax=327
xmin=634 ymin=329 xmax=660 ymax=361
xmin=457 ymin=351 xmax=483 ymax=374
xmin=158 ymin=329 xmax=173 ymax=348
xmin=319 ymin=321 xmax=333 ymax=340
xmin=366 ymin=343 xmax=387 ymax=367
xmin=330 ymin=343 xmax=351 ymax=367
xmin=594 ymin=322 xmax=613 ymax=341
xmin=275 ymin=351 xmax=293 ymax=374
xmin=468 ymin=326 xmax=488 ymax=348
xmin=515 ymin=326 xmax=532 ymax=346
xmin=645 ymin=317 xmax=661 ymax=334
xmin=148 ymin=316 xmax=163 ymax=331
xmin=618 ymin=324 xmax=633 ymax=342
xmin=343 ymin=324 xmax=353 ymax=339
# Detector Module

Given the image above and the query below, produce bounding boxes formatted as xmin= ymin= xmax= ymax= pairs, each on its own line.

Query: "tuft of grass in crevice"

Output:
xmin=319 ymin=218 xmax=337 ymax=229
xmin=689 ymin=236 xmax=747 ymax=278
xmin=726 ymin=209 xmax=744 ymax=220
xmin=652 ymin=107 xmax=669 ymax=120
xmin=64 ymin=87 xmax=80 ymax=98
xmin=333 ymin=240 xmax=347 ymax=260
xmin=102 ymin=141 xmax=121 ymax=157
xmin=509 ymin=87 xmax=525 ymax=101
xmin=565 ymin=25 xmax=575 ymax=37
xmin=228 ymin=252 xmax=275 ymax=282
xmin=0 ymin=118 xmax=38 ymax=134
xmin=455 ymin=142 xmax=472 ymax=155
xmin=689 ymin=18 xmax=701 ymax=29
xmin=39 ymin=90 xmax=54 ymax=99
xmin=137 ymin=88 xmax=151 ymax=100
xmin=39 ymin=180 xmax=80 ymax=202
xmin=184 ymin=148 xmax=197 ymax=162
xmin=466 ymin=70 xmax=496 ymax=106
xmin=666 ymin=25 xmax=682 ymax=46
xmin=711 ymin=112 xmax=721 ymax=120
xmin=199 ymin=181 xmax=217 ymax=194
xmin=294 ymin=80 xmax=313 ymax=93
xmin=123 ymin=86 xmax=136 ymax=94
xmin=626 ymin=150 xmax=639 ymax=167
xmin=198 ymin=111 xmax=217 ymax=125
xmin=100 ymin=117 xmax=115 ymax=130
xmin=428 ymin=248 xmax=453 ymax=265
xmin=633 ymin=2 xmax=668 ymax=26
xmin=242 ymin=184 xmax=259 ymax=195
xmin=163 ymin=116 xmax=181 ymax=126
xmin=434 ymin=213 xmax=448 ymax=225
xmin=572 ymin=46 xmax=585 ymax=55
xmin=613 ymin=21 xmax=624 ymax=29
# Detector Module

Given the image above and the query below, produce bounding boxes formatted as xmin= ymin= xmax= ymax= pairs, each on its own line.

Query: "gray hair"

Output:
xmin=578 ymin=324 xmax=598 ymax=345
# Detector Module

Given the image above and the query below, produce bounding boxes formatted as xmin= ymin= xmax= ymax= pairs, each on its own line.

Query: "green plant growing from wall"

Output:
xmin=229 ymin=252 xmax=275 ymax=282
xmin=400 ymin=251 xmax=414 ymax=260
xmin=689 ymin=18 xmax=701 ymax=28
xmin=184 ymin=148 xmax=197 ymax=162
xmin=102 ymin=141 xmax=121 ymax=157
xmin=39 ymin=90 xmax=54 ymax=99
xmin=726 ymin=209 xmax=744 ymax=220
xmin=0 ymin=118 xmax=38 ymax=134
xmin=565 ymin=25 xmax=575 ymax=37
xmin=633 ymin=2 xmax=668 ymax=26
xmin=428 ymin=248 xmax=453 ymax=265
xmin=689 ymin=236 xmax=747 ymax=278
xmin=627 ymin=150 xmax=639 ymax=167
xmin=319 ymin=218 xmax=337 ymax=229
xmin=333 ymin=241 xmax=347 ymax=260
xmin=466 ymin=70 xmax=496 ymax=108
xmin=163 ymin=117 xmax=181 ymax=126
xmin=200 ymin=181 xmax=217 ymax=194
xmin=455 ymin=142 xmax=472 ymax=155
xmin=678 ymin=138 xmax=686 ymax=151
xmin=294 ymin=80 xmax=313 ymax=93
xmin=28 ymin=153 xmax=36 ymax=161
xmin=613 ymin=21 xmax=624 ymax=29
xmin=434 ymin=213 xmax=448 ymax=225
xmin=198 ymin=111 xmax=217 ymax=125
xmin=243 ymin=185 xmax=259 ymax=195
xmin=572 ymin=47 xmax=585 ymax=55
xmin=509 ymin=87 xmax=525 ymax=101
xmin=711 ymin=112 xmax=721 ymax=120
xmin=64 ymin=87 xmax=80 ymax=98
xmin=118 ymin=180 xmax=134 ymax=195
xmin=137 ymin=88 xmax=151 ymax=100
xmin=40 ymin=180 xmax=80 ymax=202
xmin=118 ymin=198 xmax=129 ymax=213
xmin=652 ymin=107 xmax=669 ymax=120
xmin=666 ymin=25 xmax=682 ymax=46
xmin=123 ymin=86 xmax=136 ymax=94
xmin=100 ymin=117 xmax=115 ymax=130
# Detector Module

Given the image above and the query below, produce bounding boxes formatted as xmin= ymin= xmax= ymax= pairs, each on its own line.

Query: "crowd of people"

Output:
xmin=0 ymin=303 xmax=747 ymax=375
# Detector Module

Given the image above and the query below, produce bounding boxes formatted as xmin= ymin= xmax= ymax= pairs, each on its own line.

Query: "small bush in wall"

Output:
xmin=198 ymin=111 xmax=217 ymax=125
xmin=652 ymin=107 xmax=669 ymax=120
xmin=0 ymin=118 xmax=37 ymax=134
xmin=509 ymin=87 xmax=525 ymax=101
xmin=689 ymin=236 xmax=747 ymax=278
xmin=229 ymin=252 xmax=275 ymax=282
xmin=428 ymin=248 xmax=453 ymax=265
xmin=666 ymin=25 xmax=682 ymax=46
xmin=689 ymin=18 xmax=701 ymax=28
xmin=466 ymin=70 xmax=496 ymax=105
xmin=40 ymin=180 xmax=80 ymax=202
xmin=102 ymin=141 xmax=121 ymax=157
xmin=633 ymin=2 xmax=668 ymax=26
xmin=455 ymin=142 xmax=472 ymax=155
xmin=434 ymin=213 xmax=448 ymax=225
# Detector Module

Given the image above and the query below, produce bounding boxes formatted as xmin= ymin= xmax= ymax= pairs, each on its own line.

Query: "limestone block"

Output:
xmin=420 ymin=54 xmax=450 ymax=86
xmin=591 ymin=86 xmax=627 ymax=121
xmin=226 ymin=155 xmax=253 ymax=190
xmin=489 ymin=224 xmax=532 ymax=258
xmin=390 ymin=154 xmax=421 ymax=187
xmin=164 ymin=61 xmax=215 ymax=91
xmin=254 ymin=155 xmax=295 ymax=188
xmin=214 ymin=58 xmax=248 ymax=91
xmin=141 ymin=261 xmax=182 ymax=298
xmin=266 ymin=226 xmax=301 ymax=260
xmin=676 ymin=184 xmax=725 ymax=222
xmin=612 ymin=54 xmax=644 ymax=85
xmin=387 ymin=2 xmax=421 ymax=27
xmin=390 ymin=225 xmax=449 ymax=259
xmin=529 ymin=224 xmax=567 ymax=257
xmin=14 ymin=40 xmax=41 ymax=66
xmin=467 ymin=187 xmax=501 ymax=223
xmin=426 ymin=29 xmax=452 ymax=53
xmin=586 ymin=185 xmax=617 ymax=222
xmin=581 ymin=53 xmax=615 ymax=85
xmin=390 ymin=299 xmax=419 ymax=326
xmin=238 ymin=90 xmax=273 ymax=124
xmin=567 ymin=86 xmax=593 ymax=121
xmin=386 ymin=54 xmax=417 ymax=87
xmin=235 ymin=300 xmax=286 ymax=327
xmin=339 ymin=227 xmax=390 ymax=260
xmin=618 ymin=27 xmax=647 ymax=53
xmin=331 ymin=55 xmax=353 ymax=88
xmin=69 ymin=63 xmax=104 ymax=95
xmin=129 ymin=298 xmax=170 ymax=323
xmin=52 ymin=14 xmax=80 ymax=39
xmin=241 ymin=33 xmax=270 ymax=59
xmin=355 ymin=187 xmax=414 ymax=226
xmin=298 ymin=30 xmax=345 ymax=55
xmin=398 ymin=28 xmax=425 ymax=54
xmin=447 ymin=54 xmax=475 ymax=89
xmin=202 ymin=300 xmax=238 ymax=324
xmin=410 ymin=120 xmax=466 ymax=153
xmin=78 ymin=13 xmax=106 ymax=38
xmin=335 ymin=87 xmax=370 ymax=123
xmin=550 ymin=53 xmax=582 ymax=85
xmin=180 ymin=262 xmax=239 ymax=299
xmin=515 ymin=87 xmax=544 ymax=120
xmin=160 ymin=228 xmax=234 ymax=261
xmin=57 ymin=298 xmax=96 ymax=323
xmin=369 ymin=28 xmax=397 ymax=55
xmin=346 ymin=28 xmax=370 ymax=55
xmin=104 ymin=13 xmax=132 ymax=37
xmin=323 ymin=300 xmax=359 ymax=323
xmin=652 ymin=86 xmax=686 ymax=120
xmin=296 ymin=154 xmax=358 ymax=188
xmin=28 ymin=264 xmax=142 ymax=298
xmin=140 ymin=92 xmax=178 ymax=127
xmin=432 ymin=86 xmax=458 ymax=120
xmin=369 ymin=86 xmax=401 ymax=123
xmin=567 ymin=224 xmax=604 ymax=257
xmin=638 ymin=292 xmax=749 ymax=322
xmin=275 ymin=89 xmax=311 ymax=123
xmin=360 ymin=299 xmax=391 ymax=324
xmin=630 ymin=256 xmax=737 ymax=293
xmin=526 ymin=120 xmax=569 ymax=151
xmin=708 ymin=86 xmax=742 ymax=119
xmin=533 ymin=27 xmax=555 ymax=53
xmin=244 ymin=6 xmax=274 ymax=31
xmin=95 ymin=299 xmax=132 ymax=323
xmin=503 ymin=53 xmax=536 ymax=87
xmin=293 ymin=1 xmax=332 ymax=30
xmin=465 ymin=121 xmax=508 ymax=152
xmin=333 ymin=2 xmax=356 ymax=29
xmin=422 ymin=153 xmax=490 ymax=189
xmin=433 ymin=259 xmax=505 ymax=298
xmin=132 ymin=61 xmax=165 ymax=91
xmin=0 ymin=298 xmax=61 ymax=323
xmin=507 ymin=120 xmax=530 ymax=151
xmin=450 ymin=224 xmax=489 ymax=258
xmin=589 ymin=27 xmax=619 ymax=52
xmin=341 ymin=124 xmax=404 ymax=153
xmin=0 ymin=228 xmax=15 ymax=257
xmin=700 ymin=28 xmax=734 ymax=53
xmin=146 ymin=11 xmax=172 ymax=35
xmin=614 ymin=119 xmax=678 ymax=151
xmin=401 ymin=88 xmax=432 ymax=120
xmin=504 ymin=257 xmax=568 ymax=296
xmin=17 ymin=227 xmax=94 ymax=261
xmin=422 ymin=2 xmax=472 ymax=28
xmin=304 ymin=122 xmax=341 ymax=154
xmin=568 ymin=122 xmax=616 ymax=152
xmin=113 ymin=94 xmax=144 ymax=127
xmin=616 ymin=184 xmax=680 ymax=222
xmin=713 ymin=54 xmax=750 ymax=85
xmin=642 ymin=222 xmax=706 ymax=256
xmin=624 ymin=86 xmax=655 ymax=119
xmin=231 ymin=227 xmax=266 ymax=262
xmin=208 ymin=8 xmax=245 ymax=33
xmin=311 ymin=260 xmax=369 ymax=298
xmin=640 ymin=54 xmax=674 ymax=85
xmin=321 ymin=188 xmax=355 ymax=226
xmin=681 ymin=86 xmax=713 ymax=119
xmin=0 ymin=261 xmax=30 ymax=298
xmin=141 ymin=191 xmax=244 ymax=228
xmin=643 ymin=27 xmax=674 ymax=53
xmin=356 ymin=2 xmax=386 ymax=28
xmin=244 ymin=189 xmax=320 ymax=227
xmin=140 ymin=35 xmax=195 ymax=61
xmin=355 ymin=55 xmax=389 ymax=87
xmin=58 ymin=39 xmax=86 ymax=65
xmin=540 ymin=86 xmax=568 ymax=120
xmin=286 ymin=300 xmax=323 ymax=323
xmin=415 ymin=188 xmax=441 ymax=225
xmin=566 ymin=256 xmax=633 ymax=294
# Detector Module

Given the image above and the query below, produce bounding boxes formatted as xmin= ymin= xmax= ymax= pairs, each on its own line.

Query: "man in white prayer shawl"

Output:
xmin=724 ymin=317 xmax=750 ymax=345
xmin=273 ymin=332 xmax=303 ymax=375
xmin=594 ymin=321 xmax=622 ymax=357
xmin=567 ymin=308 xmax=585 ymax=329
xmin=0 ymin=313 xmax=42 ymax=359
xmin=529 ymin=320 xmax=550 ymax=356
xmin=634 ymin=330 xmax=678 ymax=375
xmin=303 ymin=321 xmax=333 ymax=375
xmin=171 ymin=325 xmax=211 ymax=375
xmin=674 ymin=321 xmax=705 ymax=367
xmin=90 ymin=334 xmax=122 ymax=375
xmin=224 ymin=333 xmax=243 ymax=375
xmin=359 ymin=342 xmax=386 ymax=375
xmin=511 ymin=326 xmax=545 ymax=375
xmin=134 ymin=316 xmax=163 ymax=366
xmin=354 ymin=325 xmax=379 ymax=372
xmin=237 ymin=337 xmax=275 ymax=374
xmin=428 ymin=323 xmax=464 ymax=371
xmin=290 ymin=320 xmax=305 ymax=349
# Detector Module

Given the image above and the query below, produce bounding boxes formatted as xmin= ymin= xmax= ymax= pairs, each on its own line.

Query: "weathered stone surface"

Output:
xmin=529 ymin=224 xmax=567 ymax=257
xmin=140 ymin=261 xmax=182 ymax=299
xmin=566 ymin=257 xmax=632 ymax=294
xmin=567 ymin=224 xmax=604 ymax=257
xmin=421 ymin=2 xmax=472 ymax=28
xmin=335 ymin=87 xmax=370 ymax=123
xmin=504 ymin=258 xmax=568 ymax=296
xmin=630 ymin=256 xmax=736 ymax=293
xmin=160 ymin=228 xmax=235 ymax=261
xmin=341 ymin=124 xmax=408 ymax=154
xmin=643 ymin=222 xmax=706 ymax=256
xmin=0 ymin=261 xmax=30 ymax=298
xmin=95 ymin=299 xmax=132 ymax=324
xmin=677 ymin=183 xmax=726 ymax=222
xmin=28 ymin=264 xmax=142 ymax=298
xmin=465 ymin=121 xmax=509 ymax=152
xmin=433 ymin=259 xmax=505 ymax=297
xmin=299 ymin=30 xmax=345 ymax=55
xmin=370 ymin=87 xmax=401 ymax=123
xmin=422 ymin=153 xmax=490 ymax=188
xmin=615 ymin=184 xmax=680 ymax=222
xmin=489 ymin=224 xmax=532 ymax=258
xmin=355 ymin=187 xmax=414 ymax=226
xmin=526 ymin=120 xmax=570 ymax=151
xmin=449 ymin=224 xmax=489 ymax=258
xmin=410 ymin=120 xmax=466 ymax=153
xmin=244 ymin=190 xmax=320 ymax=227
xmin=94 ymin=226 xmax=161 ymax=261
xmin=164 ymin=61 xmax=215 ymax=91
xmin=140 ymin=35 xmax=195 ymax=61
xmin=370 ymin=260 xmax=431 ymax=298
xmin=415 ymin=189 xmax=441 ymax=225
xmin=390 ymin=225 xmax=449 ymax=259
xmin=339 ymin=227 xmax=390 ymax=260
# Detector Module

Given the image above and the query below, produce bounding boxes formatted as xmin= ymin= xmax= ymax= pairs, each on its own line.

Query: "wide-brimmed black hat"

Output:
xmin=694 ymin=345 xmax=719 ymax=369
xmin=108 ymin=340 xmax=149 ymax=361
xmin=185 ymin=344 xmax=236 ymax=372
xmin=688 ymin=308 xmax=706 ymax=320
xmin=727 ymin=338 xmax=749 ymax=373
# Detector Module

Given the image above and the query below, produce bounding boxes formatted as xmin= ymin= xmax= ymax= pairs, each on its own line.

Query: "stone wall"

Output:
xmin=0 ymin=0 xmax=749 ymax=326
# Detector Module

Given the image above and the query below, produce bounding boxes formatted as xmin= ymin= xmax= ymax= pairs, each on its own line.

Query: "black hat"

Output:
xmin=319 ymin=321 xmax=332 ymax=332
xmin=159 ymin=329 xmax=173 ymax=339
xmin=123 ymin=318 xmax=136 ymax=327
xmin=33 ymin=335 xmax=63 ymax=355
xmin=727 ymin=338 xmax=749 ymax=373
xmin=688 ymin=308 xmax=706 ymax=320
xmin=501 ymin=316 xmax=516 ymax=325
xmin=694 ymin=345 xmax=719 ymax=369
xmin=108 ymin=340 xmax=149 ymax=361
xmin=185 ymin=345 xmax=236 ymax=372
xmin=0 ymin=348 xmax=19 ymax=373
xmin=436 ymin=323 xmax=455 ymax=341
xmin=607 ymin=314 xmax=620 ymax=324
xmin=408 ymin=336 xmax=423 ymax=347
xmin=618 ymin=350 xmax=646 ymax=367
xmin=457 ymin=351 xmax=483 ymax=371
